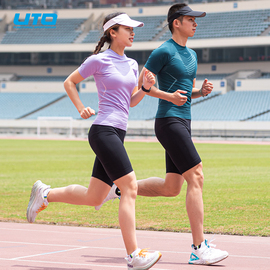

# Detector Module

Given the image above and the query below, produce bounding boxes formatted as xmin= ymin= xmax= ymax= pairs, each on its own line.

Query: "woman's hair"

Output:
xmin=93 ymin=12 xmax=124 ymax=55
xmin=167 ymin=3 xmax=187 ymax=33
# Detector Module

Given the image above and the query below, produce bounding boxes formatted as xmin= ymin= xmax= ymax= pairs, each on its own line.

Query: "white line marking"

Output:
xmin=10 ymin=246 xmax=88 ymax=260
xmin=0 ymin=258 xmax=170 ymax=270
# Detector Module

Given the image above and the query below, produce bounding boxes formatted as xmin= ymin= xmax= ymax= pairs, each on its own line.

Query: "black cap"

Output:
xmin=168 ymin=6 xmax=206 ymax=24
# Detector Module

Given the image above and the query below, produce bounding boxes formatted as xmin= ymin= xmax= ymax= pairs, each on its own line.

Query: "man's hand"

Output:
xmin=200 ymin=79 xmax=213 ymax=97
xmin=169 ymin=90 xmax=188 ymax=106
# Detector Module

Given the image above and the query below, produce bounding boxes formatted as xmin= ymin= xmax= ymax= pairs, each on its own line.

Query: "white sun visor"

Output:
xmin=103 ymin=13 xmax=144 ymax=32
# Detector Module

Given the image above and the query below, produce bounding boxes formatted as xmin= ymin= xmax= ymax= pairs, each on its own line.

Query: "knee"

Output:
xmin=186 ymin=163 xmax=204 ymax=190
xmin=123 ymin=180 xmax=138 ymax=200
xmin=117 ymin=173 xmax=138 ymax=200
xmin=163 ymin=184 xmax=180 ymax=197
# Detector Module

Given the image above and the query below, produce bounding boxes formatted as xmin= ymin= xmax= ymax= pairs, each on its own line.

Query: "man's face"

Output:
xmin=176 ymin=15 xmax=198 ymax=38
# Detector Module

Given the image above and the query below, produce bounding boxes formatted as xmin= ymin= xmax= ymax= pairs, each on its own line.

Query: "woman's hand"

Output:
xmin=79 ymin=107 xmax=95 ymax=119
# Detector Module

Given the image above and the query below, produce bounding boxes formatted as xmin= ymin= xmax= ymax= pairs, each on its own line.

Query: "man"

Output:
xmin=97 ymin=3 xmax=229 ymax=265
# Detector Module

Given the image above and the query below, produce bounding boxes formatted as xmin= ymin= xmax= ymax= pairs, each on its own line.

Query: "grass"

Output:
xmin=0 ymin=139 xmax=269 ymax=236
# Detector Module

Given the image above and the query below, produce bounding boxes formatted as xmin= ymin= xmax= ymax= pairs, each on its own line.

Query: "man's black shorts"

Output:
xmin=155 ymin=117 xmax=201 ymax=175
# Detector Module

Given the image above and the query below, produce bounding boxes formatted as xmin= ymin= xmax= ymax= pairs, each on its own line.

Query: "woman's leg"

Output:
xmin=114 ymin=171 xmax=138 ymax=255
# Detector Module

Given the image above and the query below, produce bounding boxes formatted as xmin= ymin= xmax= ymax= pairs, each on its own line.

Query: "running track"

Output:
xmin=0 ymin=222 xmax=269 ymax=270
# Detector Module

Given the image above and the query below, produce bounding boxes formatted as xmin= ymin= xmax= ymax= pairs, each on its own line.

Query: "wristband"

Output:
xmin=141 ymin=85 xmax=151 ymax=93
xmin=199 ymin=88 xmax=208 ymax=97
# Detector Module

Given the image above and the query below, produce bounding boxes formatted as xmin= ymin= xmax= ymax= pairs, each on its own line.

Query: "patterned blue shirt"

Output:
xmin=145 ymin=38 xmax=197 ymax=120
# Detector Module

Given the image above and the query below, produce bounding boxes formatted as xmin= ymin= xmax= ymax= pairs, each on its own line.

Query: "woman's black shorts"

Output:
xmin=88 ymin=124 xmax=133 ymax=186
xmin=155 ymin=117 xmax=201 ymax=175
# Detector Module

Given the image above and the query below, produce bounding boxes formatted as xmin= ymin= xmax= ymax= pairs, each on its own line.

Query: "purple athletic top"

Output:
xmin=78 ymin=49 xmax=138 ymax=131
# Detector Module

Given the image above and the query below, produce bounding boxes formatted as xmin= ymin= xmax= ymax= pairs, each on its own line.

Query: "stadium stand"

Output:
xmin=0 ymin=93 xmax=65 ymax=119
xmin=191 ymin=91 xmax=270 ymax=121
xmin=1 ymin=18 xmax=85 ymax=44
xmin=82 ymin=30 xmax=102 ymax=43
xmin=159 ymin=9 xmax=270 ymax=41
xmin=24 ymin=93 xmax=98 ymax=120
xmin=249 ymin=111 xmax=270 ymax=121
xmin=0 ymin=0 xmax=269 ymax=138
xmin=129 ymin=95 xmax=158 ymax=120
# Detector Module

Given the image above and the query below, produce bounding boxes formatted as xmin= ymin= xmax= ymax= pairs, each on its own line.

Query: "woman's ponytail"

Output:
xmin=93 ymin=34 xmax=110 ymax=55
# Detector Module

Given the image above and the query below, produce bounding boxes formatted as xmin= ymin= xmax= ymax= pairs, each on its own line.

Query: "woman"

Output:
xmin=26 ymin=12 xmax=161 ymax=270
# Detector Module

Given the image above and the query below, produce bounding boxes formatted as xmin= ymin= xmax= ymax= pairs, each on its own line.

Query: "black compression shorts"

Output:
xmin=155 ymin=117 xmax=201 ymax=175
xmin=88 ymin=124 xmax=133 ymax=186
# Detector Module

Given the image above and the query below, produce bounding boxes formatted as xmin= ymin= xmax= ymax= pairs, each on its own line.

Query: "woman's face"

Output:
xmin=110 ymin=25 xmax=135 ymax=48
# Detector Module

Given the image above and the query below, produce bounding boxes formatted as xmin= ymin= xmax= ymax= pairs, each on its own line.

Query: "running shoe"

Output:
xmin=126 ymin=248 xmax=162 ymax=270
xmin=27 ymin=180 xmax=51 ymax=223
xmin=95 ymin=184 xmax=120 ymax=210
xmin=188 ymin=239 xmax=229 ymax=265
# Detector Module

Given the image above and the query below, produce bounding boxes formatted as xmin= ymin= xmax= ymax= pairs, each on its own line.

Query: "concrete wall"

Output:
xmin=0 ymin=81 xmax=65 ymax=92
xmin=235 ymin=79 xmax=270 ymax=91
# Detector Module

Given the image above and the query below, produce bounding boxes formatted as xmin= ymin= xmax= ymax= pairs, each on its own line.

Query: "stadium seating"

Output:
xmin=129 ymin=95 xmax=158 ymax=120
xmin=131 ymin=15 xmax=166 ymax=41
xmin=2 ymin=9 xmax=270 ymax=44
xmin=0 ymin=93 xmax=65 ymax=119
xmin=191 ymin=91 xmax=221 ymax=105
xmin=191 ymin=91 xmax=270 ymax=121
xmin=249 ymin=111 xmax=270 ymax=121
xmin=159 ymin=9 xmax=270 ymax=40
xmin=25 ymin=93 xmax=99 ymax=120
xmin=1 ymin=18 xmax=85 ymax=44
xmin=82 ymin=30 xmax=102 ymax=43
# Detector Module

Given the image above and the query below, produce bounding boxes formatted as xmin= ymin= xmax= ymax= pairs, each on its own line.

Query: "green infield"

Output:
xmin=0 ymin=139 xmax=269 ymax=236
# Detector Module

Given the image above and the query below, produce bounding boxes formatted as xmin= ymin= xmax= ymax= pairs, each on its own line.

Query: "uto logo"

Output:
xmin=13 ymin=13 xmax=57 ymax=28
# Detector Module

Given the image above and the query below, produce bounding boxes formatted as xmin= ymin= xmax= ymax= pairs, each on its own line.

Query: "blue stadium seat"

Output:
xmin=1 ymin=18 xmax=85 ymax=44
xmin=25 ymin=93 xmax=99 ymax=120
xmin=0 ymin=93 xmax=65 ymax=119
xmin=191 ymin=91 xmax=270 ymax=121
xmin=129 ymin=95 xmax=158 ymax=120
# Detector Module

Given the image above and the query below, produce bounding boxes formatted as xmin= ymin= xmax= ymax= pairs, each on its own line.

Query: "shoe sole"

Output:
xmin=26 ymin=180 xmax=42 ymax=223
xmin=147 ymin=252 xmax=162 ymax=269
xmin=189 ymin=254 xmax=229 ymax=265
xmin=130 ymin=252 xmax=162 ymax=270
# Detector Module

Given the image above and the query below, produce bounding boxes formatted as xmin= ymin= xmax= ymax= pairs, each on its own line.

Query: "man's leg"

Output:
xmin=182 ymin=162 xmax=204 ymax=247
xmin=137 ymin=173 xmax=184 ymax=197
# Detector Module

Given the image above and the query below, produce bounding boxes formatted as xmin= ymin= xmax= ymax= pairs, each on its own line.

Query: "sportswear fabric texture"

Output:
xmin=78 ymin=49 xmax=139 ymax=131
xmin=89 ymin=124 xmax=133 ymax=185
xmin=155 ymin=117 xmax=201 ymax=174
xmin=145 ymin=38 xmax=197 ymax=120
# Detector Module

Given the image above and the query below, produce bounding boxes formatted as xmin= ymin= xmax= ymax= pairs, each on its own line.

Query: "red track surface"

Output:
xmin=0 ymin=222 xmax=269 ymax=270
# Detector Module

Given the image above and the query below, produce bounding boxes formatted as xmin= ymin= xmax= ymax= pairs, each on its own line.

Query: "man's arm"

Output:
xmin=139 ymin=67 xmax=187 ymax=106
xmin=191 ymin=78 xmax=213 ymax=99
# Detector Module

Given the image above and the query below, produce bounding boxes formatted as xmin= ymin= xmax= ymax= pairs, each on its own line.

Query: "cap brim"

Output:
xmin=186 ymin=11 xmax=206 ymax=17
xmin=122 ymin=19 xmax=144 ymax=28
xmin=103 ymin=14 xmax=144 ymax=32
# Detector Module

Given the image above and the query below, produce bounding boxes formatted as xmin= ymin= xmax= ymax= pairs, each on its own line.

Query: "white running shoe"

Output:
xmin=27 ymin=180 xmax=51 ymax=223
xmin=95 ymin=184 xmax=120 ymax=211
xmin=189 ymin=239 xmax=229 ymax=265
xmin=126 ymin=248 xmax=162 ymax=270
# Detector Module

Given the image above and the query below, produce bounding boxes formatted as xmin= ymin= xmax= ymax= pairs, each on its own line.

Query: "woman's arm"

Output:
xmin=64 ymin=69 xmax=95 ymax=119
xmin=130 ymin=69 xmax=155 ymax=107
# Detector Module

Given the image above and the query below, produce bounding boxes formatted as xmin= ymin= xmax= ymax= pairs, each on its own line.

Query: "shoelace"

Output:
xmin=207 ymin=235 xmax=217 ymax=248
xmin=138 ymin=248 xmax=150 ymax=258
xmin=36 ymin=203 xmax=47 ymax=214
